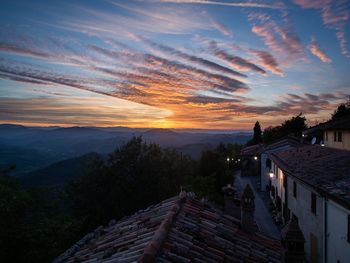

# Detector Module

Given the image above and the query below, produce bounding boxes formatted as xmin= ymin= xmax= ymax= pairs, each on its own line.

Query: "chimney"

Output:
xmin=222 ymin=184 xmax=240 ymax=218
xmin=241 ymin=184 xmax=256 ymax=233
xmin=281 ymin=216 xmax=305 ymax=263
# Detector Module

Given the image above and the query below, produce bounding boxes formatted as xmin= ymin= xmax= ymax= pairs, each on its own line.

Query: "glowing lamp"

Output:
xmin=254 ymin=156 xmax=258 ymax=160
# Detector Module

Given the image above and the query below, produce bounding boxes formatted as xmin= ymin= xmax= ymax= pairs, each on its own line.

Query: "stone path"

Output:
xmin=234 ymin=170 xmax=280 ymax=239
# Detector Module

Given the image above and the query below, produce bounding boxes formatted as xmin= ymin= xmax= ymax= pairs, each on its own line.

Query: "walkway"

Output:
xmin=234 ymin=170 xmax=280 ymax=239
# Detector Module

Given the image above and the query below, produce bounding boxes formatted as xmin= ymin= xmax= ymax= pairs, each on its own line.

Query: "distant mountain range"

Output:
xmin=0 ymin=124 xmax=251 ymax=185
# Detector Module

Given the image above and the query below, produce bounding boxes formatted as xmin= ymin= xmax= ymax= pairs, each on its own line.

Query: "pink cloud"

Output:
xmin=308 ymin=37 xmax=332 ymax=63
xmin=251 ymin=21 xmax=305 ymax=64
xmin=293 ymin=0 xmax=350 ymax=58
xmin=210 ymin=18 xmax=233 ymax=37
xmin=250 ymin=50 xmax=283 ymax=76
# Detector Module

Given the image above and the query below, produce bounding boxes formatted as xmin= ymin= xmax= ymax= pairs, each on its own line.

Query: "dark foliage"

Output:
xmin=1 ymin=137 xmax=238 ymax=262
xmin=331 ymin=102 xmax=350 ymax=120
xmin=0 ymin=167 xmax=81 ymax=263
xmin=68 ymin=137 xmax=196 ymax=230
xmin=262 ymin=113 xmax=307 ymax=144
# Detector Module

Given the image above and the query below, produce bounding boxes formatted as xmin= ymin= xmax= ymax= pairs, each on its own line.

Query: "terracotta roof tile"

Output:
xmin=55 ymin=193 xmax=282 ymax=262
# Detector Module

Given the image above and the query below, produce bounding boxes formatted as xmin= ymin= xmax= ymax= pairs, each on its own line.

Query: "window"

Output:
xmin=325 ymin=131 xmax=328 ymax=141
xmin=338 ymin=131 xmax=343 ymax=142
xmin=293 ymin=181 xmax=297 ymax=198
xmin=334 ymin=131 xmax=337 ymax=142
xmin=348 ymin=215 xmax=350 ymax=243
xmin=311 ymin=193 xmax=317 ymax=214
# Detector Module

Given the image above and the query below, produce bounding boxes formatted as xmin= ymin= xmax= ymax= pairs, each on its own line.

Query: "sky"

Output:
xmin=0 ymin=0 xmax=349 ymax=130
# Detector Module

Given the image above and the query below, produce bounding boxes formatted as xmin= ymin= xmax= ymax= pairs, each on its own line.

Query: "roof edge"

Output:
xmin=137 ymin=193 xmax=186 ymax=262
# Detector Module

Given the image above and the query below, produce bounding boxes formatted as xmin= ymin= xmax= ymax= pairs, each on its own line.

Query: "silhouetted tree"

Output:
xmin=69 ymin=137 xmax=196 ymax=230
xmin=253 ymin=121 xmax=262 ymax=143
xmin=246 ymin=121 xmax=263 ymax=146
xmin=331 ymin=102 xmax=350 ymax=120
xmin=262 ymin=113 xmax=307 ymax=144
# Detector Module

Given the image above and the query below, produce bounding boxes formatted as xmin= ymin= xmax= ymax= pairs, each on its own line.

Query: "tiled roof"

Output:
xmin=304 ymin=116 xmax=350 ymax=135
xmin=240 ymin=144 xmax=264 ymax=156
xmin=54 ymin=193 xmax=282 ymax=263
xmin=271 ymin=145 xmax=350 ymax=210
xmin=262 ymin=136 xmax=302 ymax=152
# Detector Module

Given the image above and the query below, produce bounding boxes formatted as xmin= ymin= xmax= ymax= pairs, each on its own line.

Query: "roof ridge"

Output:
xmin=137 ymin=193 xmax=186 ymax=262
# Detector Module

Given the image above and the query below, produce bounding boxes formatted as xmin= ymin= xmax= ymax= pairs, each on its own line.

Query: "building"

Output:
xmin=240 ymin=144 xmax=264 ymax=177
xmin=260 ymin=136 xmax=302 ymax=192
xmin=265 ymin=145 xmax=350 ymax=263
xmin=303 ymin=116 xmax=350 ymax=151
xmin=54 ymin=190 xmax=286 ymax=262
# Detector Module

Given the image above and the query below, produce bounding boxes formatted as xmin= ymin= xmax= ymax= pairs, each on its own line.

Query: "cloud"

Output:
xmin=274 ymin=92 xmax=349 ymax=115
xmin=209 ymin=17 xmax=233 ymax=37
xmin=141 ymin=0 xmax=284 ymax=9
xmin=196 ymin=36 xmax=283 ymax=76
xmin=0 ymin=97 xmax=171 ymax=127
xmin=207 ymin=40 xmax=267 ymax=75
xmin=308 ymin=37 xmax=332 ymax=63
xmin=249 ymin=49 xmax=283 ymax=76
xmin=0 ymin=43 xmax=51 ymax=59
xmin=336 ymin=31 xmax=349 ymax=58
xmin=186 ymin=95 xmax=241 ymax=104
xmin=139 ymin=38 xmax=246 ymax=78
xmin=251 ymin=22 xmax=305 ymax=64
xmin=293 ymin=0 xmax=350 ymax=58
xmin=63 ymin=3 xmax=210 ymax=36
xmin=0 ymin=1 xmax=347 ymax=129
xmin=248 ymin=12 xmax=306 ymax=64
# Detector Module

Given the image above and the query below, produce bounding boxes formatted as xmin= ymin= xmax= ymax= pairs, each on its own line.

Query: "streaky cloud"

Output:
xmin=308 ymin=37 xmax=332 ymax=63
xmin=249 ymin=49 xmax=283 ymax=76
xmin=208 ymin=41 xmax=267 ymax=75
xmin=142 ymin=0 xmax=284 ymax=9
xmin=294 ymin=0 xmax=350 ymax=58
xmin=139 ymin=37 xmax=246 ymax=78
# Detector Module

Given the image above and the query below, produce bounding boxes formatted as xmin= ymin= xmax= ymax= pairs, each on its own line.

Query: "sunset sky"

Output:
xmin=0 ymin=0 xmax=349 ymax=129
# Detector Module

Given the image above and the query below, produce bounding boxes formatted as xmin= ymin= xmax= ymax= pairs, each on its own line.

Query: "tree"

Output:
xmin=331 ymin=102 xmax=350 ymax=120
xmin=253 ymin=121 xmax=262 ymax=144
xmin=280 ymin=113 xmax=307 ymax=137
xmin=0 ymin=167 xmax=82 ymax=263
xmin=246 ymin=121 xmax=262 ymax=146
xmin=262 ymin=113 xmax=307 ymax=144
xmin=69 ymin=137 xmax=195 ymax=230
